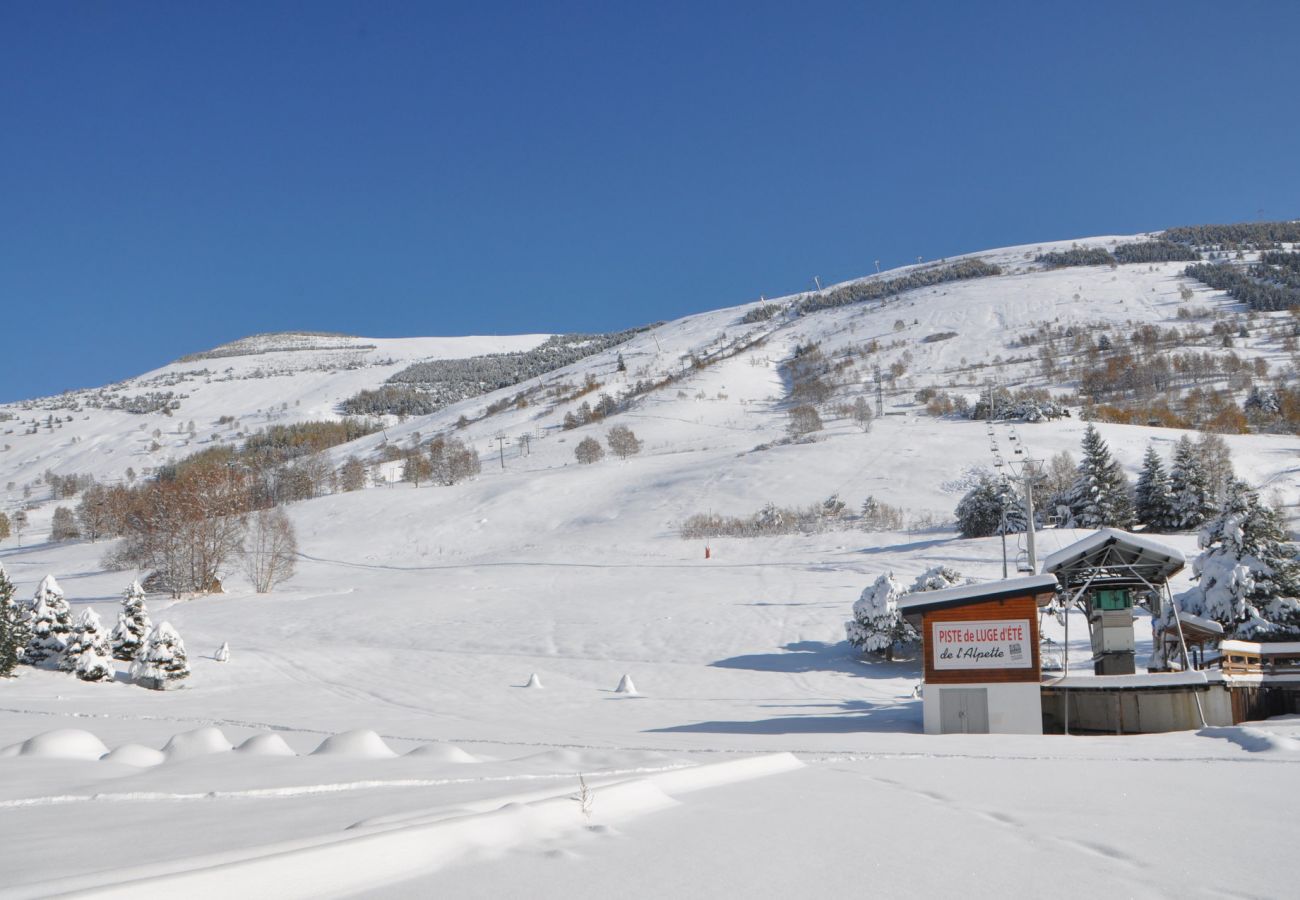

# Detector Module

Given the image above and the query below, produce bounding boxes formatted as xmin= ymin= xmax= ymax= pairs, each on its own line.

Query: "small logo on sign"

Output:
xmin=1008 ymin=642 xmax=1023 ymax=661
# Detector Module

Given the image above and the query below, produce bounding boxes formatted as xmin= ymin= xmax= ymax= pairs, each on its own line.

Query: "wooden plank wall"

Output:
xmin=923 ymin=595 xmax=1041 ymax=684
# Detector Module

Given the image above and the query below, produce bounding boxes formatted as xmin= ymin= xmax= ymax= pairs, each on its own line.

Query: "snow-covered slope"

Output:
xmin=3 ymin=233 xmax=1300 ymax=897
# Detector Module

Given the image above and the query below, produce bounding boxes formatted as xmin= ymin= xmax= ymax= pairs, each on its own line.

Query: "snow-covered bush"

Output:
xmin=847 ymin=567 xmax=974 ymax=660
xmin=63 ymin=609 xmax=115 ymax=682
xmin=846 ymin=573 xmax=913 ymax=659
xmin=130 ymin=622 xmax=191 ymax=690
xmin=24 ymin=575 xmax=71 ymax=666
xmin=111 ymin=581 xmax=152 ymax=661
xmin=1182 ymin=481 xmax=1300 ymax=639
xmin=909 ymin=565 xmax=971 ymax=593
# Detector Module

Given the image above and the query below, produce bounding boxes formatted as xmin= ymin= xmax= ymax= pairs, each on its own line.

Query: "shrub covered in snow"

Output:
xmin=130 ymin=622 xmax=190 ymax=690
xmin=846 ymin=567 xmax=973 ymax=660
xmin=846 ymin=573 xmax=913 ymax=659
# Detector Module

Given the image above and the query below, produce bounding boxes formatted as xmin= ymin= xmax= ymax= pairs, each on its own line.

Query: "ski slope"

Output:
xmin=2 ymin=234 xmax=1300 ymax=897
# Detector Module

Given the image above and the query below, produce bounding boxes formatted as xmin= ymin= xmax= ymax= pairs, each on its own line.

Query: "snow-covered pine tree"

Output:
xmin=63 ymin=608 xmax=115 ymax=682
xmin=0 ymin=563 xmax=27 ymax=677
xmin=1066 ymin=425 xmax=1134 ymax=529
xmin=955 ymin=473 xmax=1026 ymax=538
xmin=1134 ymin=444 xmax=1175 ymax=532
xmin=130 ymin=622 xmax=190 ymax=689
xmin=24 ymin=574 xmax=72 ymax=666
xmin=111 ymin=581 xmax=152 ymax=661
xmin=1183 ymin=481 xmax=1300 ymax=639
xmin=845 ymin=573 xmax=915 ymax=660
xmin=1168 ymin=435 xmax=1215 ymax=530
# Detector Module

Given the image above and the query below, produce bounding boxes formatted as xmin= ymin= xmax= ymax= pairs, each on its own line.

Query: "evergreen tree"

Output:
xmin=845 ymin=573 xmax=915 ymax=660
xmin=63 ymin=609 xmax=115 ymax=682
xmin=130 ymin=622 xmax=190 ymax=689
xmin=24 ymin=575 xmax=71 ymax=666
xmin=1168 ymin=435 xmax=1215 ymax=530
xmin=1066 ymin=425 xmax=1134 ymax=528
xmin=0 ymin=563 xmax=27 ymax=677
xmin=111 ymin=581 xmax=152 ymax=661
xmin=1134 ymin=444 xmax=1175 ymax=531
xmin=1184 ymin=481 xmax=1300 ymax=638
xmin=955 ymin=473 xmax=1026 ymax=538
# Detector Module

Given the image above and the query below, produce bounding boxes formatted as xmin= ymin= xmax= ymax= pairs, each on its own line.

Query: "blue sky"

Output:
xmin=2 ymin=0 xmax=1297 ymax=401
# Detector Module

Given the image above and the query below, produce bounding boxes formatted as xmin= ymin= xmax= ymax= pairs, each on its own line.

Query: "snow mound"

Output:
xmin=14 ymin=729 xmax=110 ymax=761
xmin=236 ymin=733 xmax=297 ymax=757
xmin=101 ymin=744 xmax=167 ymax=767
xmin=523 ymin=672 xmax=543 ymax=689
xmin=615 ymin=674 xmax=637 ymax=695
xmin=405 ymin=743 xmax=479 ymax=764
xmin=1200 ymin=726 xmax=1300 ymax=753
xmin=162 ymin=727 xmax=234 ymax=760
xmin=310 ymin=729 xmax=398 ymax=759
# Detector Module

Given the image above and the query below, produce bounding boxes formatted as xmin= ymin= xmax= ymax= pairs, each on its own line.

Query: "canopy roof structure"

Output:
xmin=1041 ymin=528 xmax=1185 ymax=591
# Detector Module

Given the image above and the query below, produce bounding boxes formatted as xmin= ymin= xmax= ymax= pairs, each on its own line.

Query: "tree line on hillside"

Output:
xmin=1161 ymin=221 xmax=1300 ymax=248
xmin=1035 ymin=241 xmax=1200 ymax=269
xmin=341 ymin=328 xmax=651 ymax=417
xmin=797 ymin=258 xmax=1002 ymax=315
xmin=1185 ymin=258 xmax=1300 ymax=311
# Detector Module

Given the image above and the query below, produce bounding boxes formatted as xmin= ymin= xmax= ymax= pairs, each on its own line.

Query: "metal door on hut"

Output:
xmin=940 ymin=688 xmax=989 ymax=734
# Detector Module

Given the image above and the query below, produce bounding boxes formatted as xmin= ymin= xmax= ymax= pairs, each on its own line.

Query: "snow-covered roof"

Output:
xmin=897 ymin=574 xmax=1059 ymax=618
xmin=1220 ymin=640 xmax=1300 ymax=655
xmin=1176 ymin=611 xmax=1224 ymax=636
xmin=1045 ymin=670 xmax=1220 ymax=689
xmin=1041 ymin=528 xmax=1184 ymax=585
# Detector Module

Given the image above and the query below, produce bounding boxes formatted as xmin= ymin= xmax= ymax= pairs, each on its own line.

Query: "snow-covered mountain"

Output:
xmin=3 ymin=228 xmax=1300 ymax=898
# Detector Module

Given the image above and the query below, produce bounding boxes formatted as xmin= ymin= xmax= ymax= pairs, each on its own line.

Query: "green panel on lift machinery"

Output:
xmin=1094 ymin=588 xmax=1132 ymax=611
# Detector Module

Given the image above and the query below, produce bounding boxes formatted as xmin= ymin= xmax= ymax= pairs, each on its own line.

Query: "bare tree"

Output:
xmin=242 ymin=507 xmax=298 ymax=593
xmin=574 ymin=436 xmax=604 ymax=464
xmin=51 ymin=506 xmax=80 ymax=541
xmin=851 ymin=396 xmax=873 ymax=432
xmin=788 ymin=405 xmax=823 ymax=435
xmin=606 ymin=426 xmax=642 ymax=460
xmin=13 ymin=511 xmax=27 ymax=546
xmin=339 ymin=456 xmax=366 ymax=492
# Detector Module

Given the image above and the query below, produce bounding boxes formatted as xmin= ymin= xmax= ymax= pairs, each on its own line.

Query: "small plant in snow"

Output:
xmin=574 ymin=773 xmax=593 ymax=821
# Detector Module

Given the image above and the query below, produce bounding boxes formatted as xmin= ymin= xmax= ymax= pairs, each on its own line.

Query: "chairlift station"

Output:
xmin=902 ymin=528 xmax=1300 ymax=735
